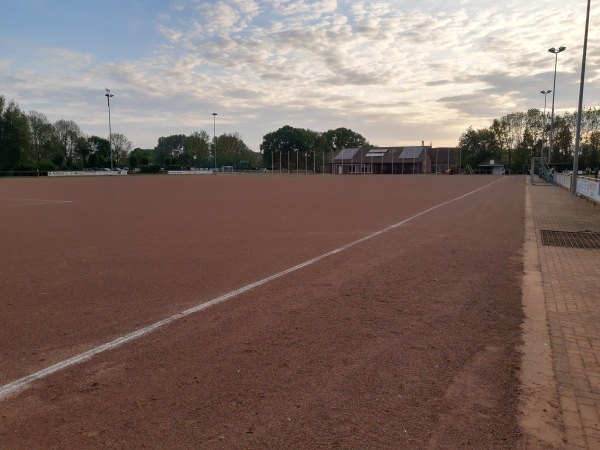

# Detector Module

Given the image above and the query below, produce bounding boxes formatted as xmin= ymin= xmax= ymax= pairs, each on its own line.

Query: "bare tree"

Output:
xmin=28 ymin=111 xmax=55 ymax=163
xmin=110 ymin=133 xmax=133 ymax=166
xmin=53 ymin=119 xmax=82 ymax=164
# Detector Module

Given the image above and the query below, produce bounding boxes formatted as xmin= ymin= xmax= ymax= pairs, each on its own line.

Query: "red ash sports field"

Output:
xmin=1 ymin=174 xmax=532 ymax=448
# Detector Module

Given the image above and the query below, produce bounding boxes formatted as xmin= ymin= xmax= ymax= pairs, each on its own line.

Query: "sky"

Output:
xmin=0 ymin=0 xmax=597 ymax=152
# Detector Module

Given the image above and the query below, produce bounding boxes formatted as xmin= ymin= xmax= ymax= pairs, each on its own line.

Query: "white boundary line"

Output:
xmin=0 ymin=178 xmax=504 ymax=399
xmin=0 ymin=198 xmax=73 ymax=208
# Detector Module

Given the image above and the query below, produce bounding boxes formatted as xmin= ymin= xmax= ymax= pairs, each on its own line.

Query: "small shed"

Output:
xmin=479 ymin=157 xmax=506 ymax=175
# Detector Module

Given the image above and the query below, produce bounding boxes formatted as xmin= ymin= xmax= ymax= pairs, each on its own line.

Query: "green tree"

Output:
xmin=457 ymin=127 xmax=500 ymax=169
xmin=88 ymin=136 xmax=110 ymax=168
xmin=323 ymin=127 xmax=368 ymax=151
xmin=491 ymin=117 xmax=511 ymax=167
xmin=260 ymin=126 xmax=305 ymax=170
xmin=154 ymin=134 xmax=186 ymax=166
xmin=514 ymin=128 xmax=535 ymax=173
xmin=128 ymin=153 xmax=139 ymax=168
xmin=130 ymin=148 xmax=154 ymax=166
xmin=582 ymin=131 xmax=600 ymax=169
xmin=260 ymin=126 xmax=368 ymax=171
xmin=216 ymin=132 xmax=252 ymax=168
xmin=185 ymin=131 xmax=210 ymax=167
xmin=551 ymin=116 xmax=573 ymax=164
xmin=74 ymin=136 xmax=93 ymax=168
xmin=0 ymin=97 xmax=32 ymax=170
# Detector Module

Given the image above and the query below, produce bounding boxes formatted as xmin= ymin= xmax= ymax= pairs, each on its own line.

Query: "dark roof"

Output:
xmin=479 ymin=157 xmax=505 ymax=167
xmin=429 ymin=147 xmax=457 ymax=165
xmin=333 ymin=148 xmax=360 ymax=161
xmin=335 ymin=146 xmax=429 ymax=164
xmin=333 ymin=146 xmax=459 ymax=165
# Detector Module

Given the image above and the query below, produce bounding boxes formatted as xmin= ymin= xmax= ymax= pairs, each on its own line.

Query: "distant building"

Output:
xmin=332 ymin=146 xmax=457 ymax=174
xmin=478 ymin=157 xmax=506 ymax=175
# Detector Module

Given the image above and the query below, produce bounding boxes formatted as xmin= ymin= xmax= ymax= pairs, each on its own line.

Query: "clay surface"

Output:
xmin=0 ymin=175 xmax=536 ymax=448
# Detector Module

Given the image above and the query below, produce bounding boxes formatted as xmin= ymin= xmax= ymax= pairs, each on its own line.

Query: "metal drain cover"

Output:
xmin=540 ymin=230 xmax=600 ymax=249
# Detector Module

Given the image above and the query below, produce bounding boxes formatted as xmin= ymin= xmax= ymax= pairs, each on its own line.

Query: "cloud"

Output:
xmin=1 ymin=0 xmax=597 ymax=152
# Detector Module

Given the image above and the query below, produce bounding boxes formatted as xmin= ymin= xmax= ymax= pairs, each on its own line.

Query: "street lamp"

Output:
xmin=212 ymin=113 xmax=217 ymax=169
xmin=548 ymin=46 xmax=566 ymax=163
xmin=295 ymin=149 xmax=299 ymax=174
xmin=105 ymin=89 xmax=114 ymax=170
xmin=540 ymin=90 xmax=552 ymax=157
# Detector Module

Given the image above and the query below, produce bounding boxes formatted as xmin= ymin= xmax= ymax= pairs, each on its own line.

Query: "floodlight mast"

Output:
xmin=212 ymin=113 xmax=217 ymax=169
xmin=540 ymin=90 xmax=552 ymax=157
xmin=105 ymin=89 xmax=114 ymax=170
xmin=548 ymin=46 xmax=566 ymax=164
xmin=572 ymin=0 xmax=591 ymax=194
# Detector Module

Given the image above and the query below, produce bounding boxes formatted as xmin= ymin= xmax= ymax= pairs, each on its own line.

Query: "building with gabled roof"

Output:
xmin=332 ymin=146 xmax=457 ymax=174
xmin=478 ymin=157 xmax=507 ymax=175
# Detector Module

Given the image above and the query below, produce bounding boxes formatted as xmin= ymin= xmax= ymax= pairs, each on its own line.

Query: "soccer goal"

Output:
xmin=530 ymin=157 xmax=554 ymax=185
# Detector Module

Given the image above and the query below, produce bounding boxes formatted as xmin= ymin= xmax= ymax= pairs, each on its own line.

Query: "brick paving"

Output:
xmin=529 ymin=181 xmax=600 ymax=449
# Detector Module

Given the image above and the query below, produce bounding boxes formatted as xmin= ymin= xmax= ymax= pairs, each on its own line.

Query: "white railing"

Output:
xmin=554 ymin=173 xmax=600 ymax=204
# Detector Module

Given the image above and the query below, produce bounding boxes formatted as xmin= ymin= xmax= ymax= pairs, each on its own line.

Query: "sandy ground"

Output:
xmin=0 ymin=174 xmax=551 ymax=448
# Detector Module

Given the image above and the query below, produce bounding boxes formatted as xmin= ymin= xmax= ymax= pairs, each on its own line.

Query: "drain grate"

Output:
xmin=540 ymin=230 xmax=600 ymax=249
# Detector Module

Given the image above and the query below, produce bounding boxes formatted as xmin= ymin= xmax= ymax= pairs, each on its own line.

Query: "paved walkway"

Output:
xmin=529 ymin=180 xmax=600 ymax=449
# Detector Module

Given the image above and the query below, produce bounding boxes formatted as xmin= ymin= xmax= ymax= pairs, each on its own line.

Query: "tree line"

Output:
xmin=0 ymin=94 xmax=371 ymax=173
xmin=5 ymin=91 xmax=600 ymax=175
xmin=0 ymin=95 xmax=134 ymax=172
xmin=260 ymin=125 xmax=371 ymax=171
xmin=0 ymin=94 xmax=264 ymax=172
xmin=458 ymin=107 xmax=600 ymax=173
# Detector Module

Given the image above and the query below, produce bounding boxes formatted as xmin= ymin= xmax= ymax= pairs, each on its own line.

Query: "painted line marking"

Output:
xmin=0 ymin=178 xmax=504 ymax=399
xmin=0 ymin=198 xmax=73 ymax=208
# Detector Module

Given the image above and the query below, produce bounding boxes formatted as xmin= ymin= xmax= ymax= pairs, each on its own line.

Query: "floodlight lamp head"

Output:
xmin=548 ymin=46 xmax=566 ymax=54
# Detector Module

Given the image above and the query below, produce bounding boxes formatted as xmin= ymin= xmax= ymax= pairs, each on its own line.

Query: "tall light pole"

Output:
xmin=540 ymin=90 xmax=552 ymax=157
xmin=295 ymin=149 xmax=299 ymax=174
xmin=548 ymin=46 xmax=566 ymax=164
xmin=212 ymin=113 xmax=217 ymax=169
xmin=572 ymin=0 xmax=591 ymax=195
xmin=304 ymin=151 xmax=307 ymax=174
xmin=105 ymin=89 xmax=114 ymax=170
